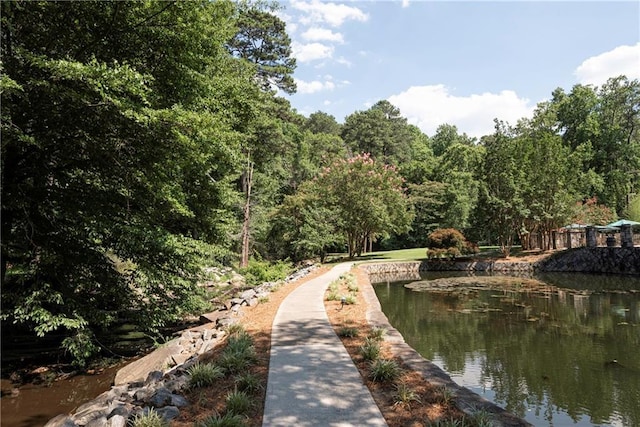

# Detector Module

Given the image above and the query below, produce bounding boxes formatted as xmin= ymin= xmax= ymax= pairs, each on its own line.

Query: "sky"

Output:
xmin=278 ymin=0 xmax=640 ymax=138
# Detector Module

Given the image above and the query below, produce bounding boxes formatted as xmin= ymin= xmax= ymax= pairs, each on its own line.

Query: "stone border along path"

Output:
xmin=44 ymin=265 xmax=320 ymax=427
xmin=262 ymin=262 xmax=387 ymax=427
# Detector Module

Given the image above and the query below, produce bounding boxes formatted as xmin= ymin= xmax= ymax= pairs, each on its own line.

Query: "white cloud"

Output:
xmin=336 ymin=57 xmax=352 ymax=67
xmin=292 ymin=41 xmax=334 ymax=62
xmin=301 ymin=27 xmax=344 ymax=43
xmin=575 ymin=43 xmax=640 ymax=86
xmin=402 ymin=0 xmax=410 ymax=8
xmin=295 ymin=78 xmax=336 ymax=94
xmin=388 ymin=85 xmax=534 ymax=138
xmin=290 ymin=0 xmax=368 ymax=27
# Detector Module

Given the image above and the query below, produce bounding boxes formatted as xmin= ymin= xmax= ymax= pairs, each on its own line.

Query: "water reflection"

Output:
xmin=372 ymin=272 xmax=640 ymax=427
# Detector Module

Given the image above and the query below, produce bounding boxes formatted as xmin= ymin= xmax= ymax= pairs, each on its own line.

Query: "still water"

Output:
xmin=372 ymin=272 xmax=640 ymax=427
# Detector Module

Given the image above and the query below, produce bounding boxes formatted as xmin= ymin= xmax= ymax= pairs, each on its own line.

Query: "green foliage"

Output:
xmin=131 ymin=409 xmax=169 ymax=427
xmin=624 ymin=193 xmax=640 ymax=221
xmin=311 ymin=153 xmax=414 ymax=258
xmin=368 ymin=327 xmax=387 ymax=341
xmin=225 ymin=389 xmax=253 ymax=416
xmin=62 ymin=331 xmax=99 ymax=368
xmin=437 ymin=385 xmax=457 ymax=405
xmin=219 ymin=332 xmax=256 ymax=375
xmin=426 ymin=229 xmax=478 ymax=259
xmin=239 ymin=259 xmax=292 ymax=286
xmin=337 ymin=327 xmax=359 ymax=338
xmin=359 ymin=337 xmax=381 ymax=362
xmin=1 ymin=0 xmax=242 ymax=365
xmin=393 ymin=382 xmax=421 ymax=408
xmin=188 ymin=363 xmax=225 ymax=389
xmin=369 ymin=358 xmax=402 ymax=382
xmin=344 ymin=294 xmax=357 ymax=305
xmin=234 ymin=372 xmax=263 ymax=393
xmin=196 ymin=413 xmax=248 ymax=427
xmin=228 ymin=0 xmax=296 ymax=94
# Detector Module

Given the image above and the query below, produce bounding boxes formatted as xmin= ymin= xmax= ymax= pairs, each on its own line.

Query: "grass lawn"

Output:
xmin=327 ymin=245 xmax=525 ymax=264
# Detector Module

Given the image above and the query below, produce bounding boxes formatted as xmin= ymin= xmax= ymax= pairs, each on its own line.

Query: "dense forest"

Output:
xmin=2 ymin=0 xmax=639 ymax=364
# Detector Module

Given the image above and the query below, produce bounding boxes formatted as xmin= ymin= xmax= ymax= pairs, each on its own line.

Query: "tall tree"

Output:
xmin=228 ymin=0 xmax=296 ymax=94
xmin=311 ymin=154 xmax=414 ymax=257
xmin=1 ymin=0 xmax=245 ymax=364
xmin=477 ymin=121 xmax=529 ymax=256
xmin=341 ymin=100 xmax=413 ymax=165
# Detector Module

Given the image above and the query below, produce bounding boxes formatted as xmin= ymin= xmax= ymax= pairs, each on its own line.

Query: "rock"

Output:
xmin=148 ymin=387 xmax=173 ymax=407
xmin=73 ymin=401 xmax=108 ymax=425
xmin=216 ymin=316 xmax=238 ymax=328
xmin=114 ymin=340 xmax=182 ymax=385
xmin=199 ymin=311 xmax=223 ymax=324
xmin=156 ymin=406 xmax=180 ymax=421
xmin=240 ymin=289 xmax=256 ymax=300
xmin=170 ymin=394 xmax=189 ymax=407
xmin=145 ymin=371 xmax=163 ymax=385
xmin=106 ymin=401 xmax=131 ymax=419
xmin=107 ymin=415 xmax=126 ymax=427
xmin=44 ymin=415 xmax=77 ymax=427
xmin=85 ymin=415 xmax=108 ymax=427
xmin=133 ymin=387 xmax=152 ymax=403
xmin=230 ymin=297 xmax=245 ymax=306
xmin=171 ymin=352 xmax=191 ymax=367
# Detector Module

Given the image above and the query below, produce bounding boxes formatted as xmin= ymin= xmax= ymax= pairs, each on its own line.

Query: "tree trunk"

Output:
xmin=240 ymin=154 xmax=254 ymax=269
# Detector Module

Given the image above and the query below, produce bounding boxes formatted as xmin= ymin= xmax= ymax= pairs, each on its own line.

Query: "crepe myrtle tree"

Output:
xmin=312 ymin=153 xmax=414 ymax=258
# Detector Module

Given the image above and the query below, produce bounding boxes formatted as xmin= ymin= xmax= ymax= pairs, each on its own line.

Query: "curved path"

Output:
xmin=262 ymin=263 xmax=387 ymax=427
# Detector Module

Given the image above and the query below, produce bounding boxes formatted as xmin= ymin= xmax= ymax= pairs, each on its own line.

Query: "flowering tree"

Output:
xmin=312 ymin=154 xmax=414 ymax=258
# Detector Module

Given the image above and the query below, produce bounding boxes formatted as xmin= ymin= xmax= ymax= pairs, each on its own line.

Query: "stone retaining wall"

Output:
xmin=538 ymin=247 xmax=640 ymax=275
xmin=361 ymin=247 xmax=640 ymax=276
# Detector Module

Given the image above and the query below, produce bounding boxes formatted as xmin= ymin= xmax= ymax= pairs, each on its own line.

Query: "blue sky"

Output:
xmin=279 ymin=1 xmax=640 ymax=138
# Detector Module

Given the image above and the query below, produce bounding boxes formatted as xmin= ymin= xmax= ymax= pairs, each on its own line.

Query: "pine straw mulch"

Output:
xmin=173 ymin=263 xmax=468 ymax=427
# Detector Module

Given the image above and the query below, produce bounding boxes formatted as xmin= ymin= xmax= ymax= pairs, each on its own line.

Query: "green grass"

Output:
xmin=328 ymin=245 xmax=526 ymax=264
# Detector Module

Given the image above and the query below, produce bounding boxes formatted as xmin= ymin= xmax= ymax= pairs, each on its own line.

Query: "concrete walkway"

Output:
xmin=262 ymin=263 xmax=388 ymax=427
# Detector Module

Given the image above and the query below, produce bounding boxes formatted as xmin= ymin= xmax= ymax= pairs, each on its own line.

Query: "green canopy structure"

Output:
xmin=606 ymin=219 xmax=640 ymax=228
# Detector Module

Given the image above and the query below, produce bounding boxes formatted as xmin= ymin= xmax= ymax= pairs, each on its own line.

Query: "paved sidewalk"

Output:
xmin=262 ymin=263 xmax=388 ymax=427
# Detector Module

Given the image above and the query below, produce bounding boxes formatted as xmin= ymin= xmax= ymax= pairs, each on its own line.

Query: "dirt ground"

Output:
xmin=174 ymin=263 xmax=468 ymax=426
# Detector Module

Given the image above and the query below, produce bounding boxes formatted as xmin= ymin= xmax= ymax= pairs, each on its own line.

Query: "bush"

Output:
xmin=188 ymin=363 xmax=225 ymax=389
xmin=426 ymin=228 xmax=478 ymax=259
xmin=196 ymin=413 xmax=248 ymax=427
xmin=338 ymin=326 xmax=359 ymax=338
xmin=225 ymin=389 xmax=253 ymax=416
xmin=359 ymin=337 xmax=381 ymax=361
xmin=369 ymin=358 xmax=401 ymax=382
xmin=131 ymin=409 xmax=169 ymax=427
xmin=235 ymin=372 xmax=263 ymax=393
xmin=239 ymin=259 xmax=293 ymax=286
xmin=393 ymin=382 xmax=421 ymax=408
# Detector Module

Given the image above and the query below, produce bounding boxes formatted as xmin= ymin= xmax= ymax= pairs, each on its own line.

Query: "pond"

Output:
xmin=372 ymin=272 xmax=640 ymax=427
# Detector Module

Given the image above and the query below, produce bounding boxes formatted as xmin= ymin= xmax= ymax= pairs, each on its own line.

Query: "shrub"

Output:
xmin=225 ymin=389 xmax=253 ymax=416
xmin=393 ymin=382 xmax=421 ymax=408
xmin=338 ymin=326 xmax=359 ymax=338
xmin=369 ymin=358 xmax=401 ymax=382
xmin=239 ymin=259 xmax=292 ymax=286
xmin=196 ymin=413 xmax=248 ymax=427
xmin=359 ymin=337 xmax=381 ymax=362
xmin=235 ymin=372 xmax=262 ymax=393
xmin=367 ymin=327 xmax=386 ymax=341
xmin=344 ymin=294 xmax=357 ymax=305
xmin=130 ymin=409 xmax=169 ymax=427
xmin=188 ymin=363 xmax=225 ymax=389
xmin=426 ymin=228 xmax=478 ymax=259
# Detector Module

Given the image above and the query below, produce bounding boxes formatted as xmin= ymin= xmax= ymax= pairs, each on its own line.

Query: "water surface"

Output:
xmin=373 ymin=272 xmax=640 ymax=427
